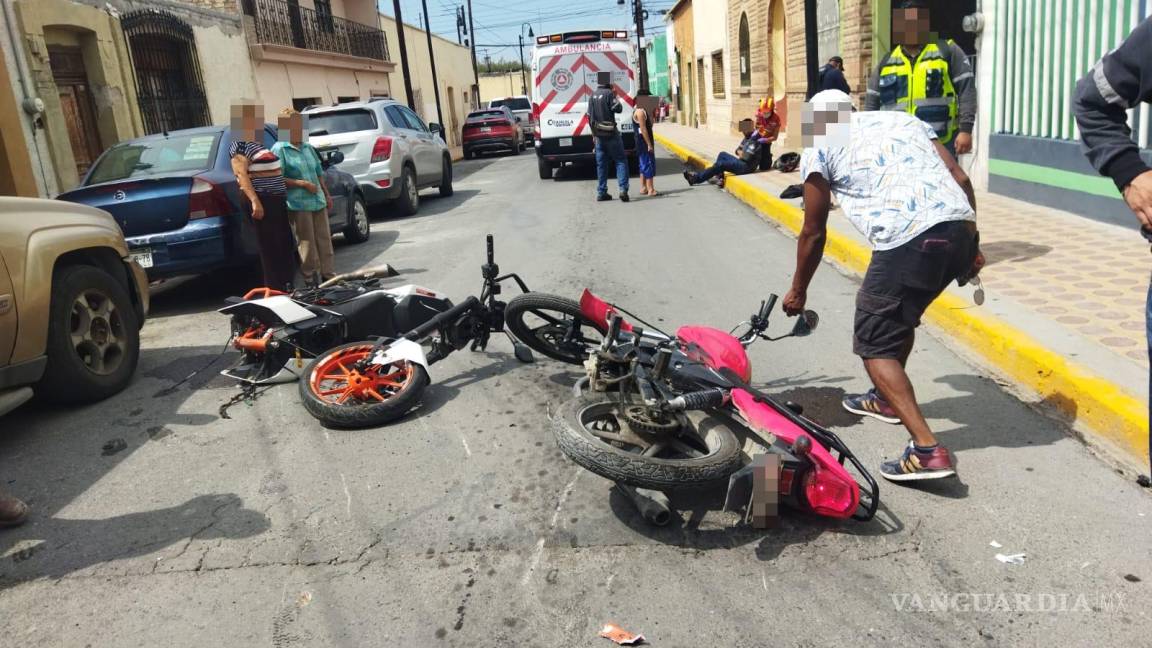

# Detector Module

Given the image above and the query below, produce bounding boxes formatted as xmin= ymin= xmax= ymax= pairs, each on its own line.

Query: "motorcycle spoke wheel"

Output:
xmin=521 ymin=308 xmax=603 ymax=361
xmin=309 ymin=345 xmax=414 ymax=406
xmin=579 ymin=401 xmax=706 ymax=461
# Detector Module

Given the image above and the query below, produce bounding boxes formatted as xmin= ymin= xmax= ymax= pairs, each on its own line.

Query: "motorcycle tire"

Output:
xmin=505 ymin=293 xmax=607 ymax=365
xmin=299 ymin=341 xmax=430 ymax=429
xmin=552 ymin=393 xmax=744 ymax=491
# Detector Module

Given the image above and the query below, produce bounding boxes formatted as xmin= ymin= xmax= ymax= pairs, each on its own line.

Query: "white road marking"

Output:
xmin=461 ymin=435 xmax=472 ymax=457
xmin=340 ymin=472 xmax=352 ymax=520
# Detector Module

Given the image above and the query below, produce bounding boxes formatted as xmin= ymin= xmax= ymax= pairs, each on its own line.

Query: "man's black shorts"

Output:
xmin=854 ymin=220 xmax=978 ymax=359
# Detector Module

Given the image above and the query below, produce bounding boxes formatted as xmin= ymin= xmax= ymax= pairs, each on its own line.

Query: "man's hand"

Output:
xmin=300 ymin=181 xmax=318 ymax=194
xmin=251 ymin=199 xmax=265 ymax=221
xmin=1123 ymin=170 xmax=1152 ymax=229
xmin=325 ymin=193 xmax=333 ymax=211
xmin=783 ymin=288 xmax=807 ymax=316
xmin=954 ymin=132 xmax=973 ymax=155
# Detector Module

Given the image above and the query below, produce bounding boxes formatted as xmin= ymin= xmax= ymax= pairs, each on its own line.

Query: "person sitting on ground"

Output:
xmin=783 ymin=89 xmax=984 ymax=483
xmin=683 ymin=118 xmax=764 ymax=188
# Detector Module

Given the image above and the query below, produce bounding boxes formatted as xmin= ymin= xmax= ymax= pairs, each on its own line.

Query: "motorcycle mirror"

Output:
xmin=791 ymin=310 xmax=819 ymax=337
xmin=513 ymin=342 xmax=535 ymax=363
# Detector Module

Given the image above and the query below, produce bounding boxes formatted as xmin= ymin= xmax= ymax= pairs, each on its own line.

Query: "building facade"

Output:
xmin=644 ymin=33 xmax=669 ymax=99
xmin=694 ymin=0 xmax=731 ymax=135
xmin=668 ymin=0 xmax=695 ymax=126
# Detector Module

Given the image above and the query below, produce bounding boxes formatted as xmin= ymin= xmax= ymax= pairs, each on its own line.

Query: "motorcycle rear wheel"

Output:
xmin=552 ymin=393 xmax=744 ymax=490
xmin=299 ymin=341 xmax=430 ymax=428
xmin=505 ymin=293 xmax=607 ymax=365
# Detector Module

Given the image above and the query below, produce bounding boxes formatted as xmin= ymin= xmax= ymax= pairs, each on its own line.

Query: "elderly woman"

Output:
xmin=229 ymin=102 xmax=298 ymax=290
xmin=272 ymin=108 xmax=335 ymax=284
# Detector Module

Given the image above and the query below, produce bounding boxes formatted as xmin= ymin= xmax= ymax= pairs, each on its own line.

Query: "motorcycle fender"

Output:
xmin=369 ymin=339 xmax=430 ymax=371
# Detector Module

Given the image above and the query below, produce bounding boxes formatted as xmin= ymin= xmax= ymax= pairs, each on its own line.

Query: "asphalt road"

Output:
xmin=1 ymin=149 xmax=1150 ymax=647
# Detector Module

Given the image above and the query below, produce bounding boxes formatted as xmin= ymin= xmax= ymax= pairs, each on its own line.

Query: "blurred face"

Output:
xmin=893 ymin=8 xmax=931 ymax=47
xmin=739 ymin=119 xmax=755 ymax=137
xmin=230 ymin=103 xmax=264 ymax=142
xmin=277 ymin=113 xmax=307 ymax=144
xmin=801 ymin=101 xmax=853 ymax=149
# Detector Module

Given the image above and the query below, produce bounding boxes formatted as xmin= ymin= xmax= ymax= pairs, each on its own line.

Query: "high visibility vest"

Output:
xmin=876 ymin=40 xmax=960 ymax=145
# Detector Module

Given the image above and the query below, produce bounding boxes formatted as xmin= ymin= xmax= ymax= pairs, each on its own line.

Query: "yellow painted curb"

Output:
xmin=656 ymin=132 xmax=1149 ymax=463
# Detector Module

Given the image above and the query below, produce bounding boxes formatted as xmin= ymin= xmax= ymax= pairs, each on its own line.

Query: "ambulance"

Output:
xmin=531 ymin=30 xmax=638 ymax=180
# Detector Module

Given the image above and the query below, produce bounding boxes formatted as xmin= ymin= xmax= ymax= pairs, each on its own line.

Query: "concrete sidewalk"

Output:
xmin=655 ymin=122 xmax=1149 ymax=468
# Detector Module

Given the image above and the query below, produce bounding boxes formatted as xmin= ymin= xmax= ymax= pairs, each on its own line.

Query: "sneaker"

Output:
xmin=880 ymin=443 xmax=957 ymax=482
xmin=842 ymin=388 xmax=901 ymax=424
xmin=683 ymin=170 xmax=697 ymax=186
xmin=597 ymin=193 xmax=613 ymax=202
xmin=619 ymin=192 xmax=630 ymax=203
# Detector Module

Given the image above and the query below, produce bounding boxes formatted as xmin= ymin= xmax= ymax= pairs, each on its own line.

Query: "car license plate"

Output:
xmin=559 ymin=138 xmax=573 ymax=147
xmin=481 ymin=127 xmax=492 ymax=133
xmin=130 ymin=249 xmax=153 ymax=269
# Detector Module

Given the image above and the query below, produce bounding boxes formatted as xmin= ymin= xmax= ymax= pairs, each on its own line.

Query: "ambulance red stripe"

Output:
xmin=535 ymin=55 xmax=562 ymax=87
xmin=602 ymin=51 xmax=633 ymax=79
xmin=573 ymin=113 xmax=589 ymax=136
xmin=561 ymin=86 xmax=592 ymax=113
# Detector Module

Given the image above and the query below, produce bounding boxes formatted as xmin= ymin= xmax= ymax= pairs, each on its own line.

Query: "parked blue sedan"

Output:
xmin=58 ymin=124 xmax=369 ymax=281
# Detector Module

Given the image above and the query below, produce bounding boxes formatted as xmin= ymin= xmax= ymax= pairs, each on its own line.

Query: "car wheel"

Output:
xmin=37 ymin=265 xmax=140 ymax=404
xmin=512 ymin=141 xmax=521 ymax=156
xmin=438 ymin=157 xmax=454 ymax=197
xmin=395 ymin=166 xmax=419 ymax=216
xmin=538 ymin=156 xmax=553 ymax=180
xmin=342 ymin=194 xmax=370 ymax=243
xmin=463 ymin=149 xmax=473 ymax=160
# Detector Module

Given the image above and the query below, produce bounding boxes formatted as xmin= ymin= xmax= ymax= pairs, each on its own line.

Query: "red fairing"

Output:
xmin=579 ymin=289 xmax=634 ymax=332
xmin=675 ymin=326 xmax=752 ymax=383
xmin=730 ymin=389 xmax=860 ymax=518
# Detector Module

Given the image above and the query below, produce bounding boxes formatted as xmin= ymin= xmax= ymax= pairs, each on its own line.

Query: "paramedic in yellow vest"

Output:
xmin=864 ymin=0 xmax=976 ymax=156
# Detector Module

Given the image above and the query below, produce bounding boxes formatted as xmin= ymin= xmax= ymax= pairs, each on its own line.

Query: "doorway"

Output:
xmin=447 ymin=86 xmax=459 ymax=147
xmin=769 ymin=0 xmax=787 ymax=102
xmin=696 ymin=57 xmax=707 ymax=125
xmin=48 ymin=46 xmax=102 ymax=178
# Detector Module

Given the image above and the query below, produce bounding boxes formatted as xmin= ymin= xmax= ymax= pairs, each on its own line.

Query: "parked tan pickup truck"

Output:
xmin=0 ymin=197 xmax=149 ymax=416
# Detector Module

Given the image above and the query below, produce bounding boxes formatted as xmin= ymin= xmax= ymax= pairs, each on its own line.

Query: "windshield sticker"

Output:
xmin=184 ymin=136 xmax=215 ymax=160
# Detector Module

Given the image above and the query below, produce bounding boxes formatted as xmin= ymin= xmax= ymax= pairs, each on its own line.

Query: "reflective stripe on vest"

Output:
xmin=877 ymin=41 xmax=960 ymax=144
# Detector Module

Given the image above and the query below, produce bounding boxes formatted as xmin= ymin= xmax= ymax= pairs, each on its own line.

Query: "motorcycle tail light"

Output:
xmin=188 ymin=176 xmax=231 ymax=220
xmin=802 ymin=464 xmax=858 ymax=519
xmin=370 ymin=136 xmax=393 ymax=162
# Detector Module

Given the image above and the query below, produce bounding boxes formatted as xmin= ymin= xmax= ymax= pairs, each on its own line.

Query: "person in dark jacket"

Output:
xmin=683 ymin=119 xmax=764 ymax=188
xmin=864 ymin=0 xmax=976 ymax=156
xmin=1073 ymin=16 xmax=1152 ymax=481
xmin=818 ymin=56 xmax=852 ymax=93
xmin=588 ymin=71 xmax=630 ymax=202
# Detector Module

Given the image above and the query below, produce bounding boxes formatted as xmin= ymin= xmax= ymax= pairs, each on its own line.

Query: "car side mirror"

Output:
xmin=791 ymin=310 xmax=819 ymax=337
xmin=323 ymin=150 xmax=345 ymax=168
xmin=429 ymin=122 xmax=442 ymax=134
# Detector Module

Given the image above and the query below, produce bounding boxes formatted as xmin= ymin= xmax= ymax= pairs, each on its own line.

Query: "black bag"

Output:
xmin=592 ymin=120 xmax=618 ymax=137
xmin=774 ymin=152 xmax=800 ymax=173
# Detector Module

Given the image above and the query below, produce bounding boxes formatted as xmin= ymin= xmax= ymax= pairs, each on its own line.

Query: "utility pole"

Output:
xmin=466 ymin=0 xmax=479 ymax=107
xmin=518 ymin=23 xmax=534 ymax=96
xmin=420 ymin=0 xmax=445 ymax=134
xmin=618 ymin=0 xmax=650 ymax=94
xmin=456 ymin=6 xmax=463 ymax=44
xmin=391 ymin=0 xmax=416 ymax=111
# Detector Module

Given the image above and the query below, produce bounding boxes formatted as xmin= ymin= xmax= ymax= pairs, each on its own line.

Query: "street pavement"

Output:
xmin=0 ymin=149 xmax=1150 ymax=647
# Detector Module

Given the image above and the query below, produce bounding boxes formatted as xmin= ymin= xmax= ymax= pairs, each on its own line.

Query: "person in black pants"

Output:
xmin=229 ymin=102 xmax=298 ymax=291
xmin=683 ymin=119 xmax=764 ymax=188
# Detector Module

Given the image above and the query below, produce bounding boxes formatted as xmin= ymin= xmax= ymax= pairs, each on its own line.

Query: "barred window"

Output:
xmin=738 ymin=14 xmax=751 ymax=87
xmin=711 ymin=50 xmax=725 ymax=98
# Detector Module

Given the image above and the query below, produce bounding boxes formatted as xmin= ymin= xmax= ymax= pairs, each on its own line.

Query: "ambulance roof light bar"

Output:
xmin=535 ymin=30 xmax=629 ymax=45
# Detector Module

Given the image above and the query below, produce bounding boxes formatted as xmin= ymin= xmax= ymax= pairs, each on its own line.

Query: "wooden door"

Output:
xmin=696 ymin=57 xmax=707 ymax=125
xmin=49 ymin=47 xmax=103 ymax=178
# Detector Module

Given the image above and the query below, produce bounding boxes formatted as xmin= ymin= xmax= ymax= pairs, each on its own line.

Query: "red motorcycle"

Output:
xmin=505 ymin=290 xmax=879 ymax=521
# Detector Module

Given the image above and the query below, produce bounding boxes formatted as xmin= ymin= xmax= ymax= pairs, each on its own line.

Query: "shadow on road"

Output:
xmin=0 ymin=493 xmax=269 ymax=587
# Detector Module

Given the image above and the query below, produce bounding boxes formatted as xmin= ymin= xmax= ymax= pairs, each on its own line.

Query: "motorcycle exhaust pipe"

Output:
xmin=616 ymin=484 xmax=674 ymax=526
xmin=318 ymin=264 xmax=399 ymax=288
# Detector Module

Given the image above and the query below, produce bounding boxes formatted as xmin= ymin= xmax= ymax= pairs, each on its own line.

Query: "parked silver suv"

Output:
xmin=303 ymin=99 xmax=453 ymax=216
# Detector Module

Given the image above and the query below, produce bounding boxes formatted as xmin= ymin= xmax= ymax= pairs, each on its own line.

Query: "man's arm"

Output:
xmin=610 ymin=93 xmax=622 ymax=114
xmin=783 ymin=173 xmax=831 ymax=316
xmin=934 ymin=140 xmax=976 ymax=212
xmin=863 ymin=65 xmax=882 ymax=111
xmin=947 ymin=43 xmax=977 ymax=137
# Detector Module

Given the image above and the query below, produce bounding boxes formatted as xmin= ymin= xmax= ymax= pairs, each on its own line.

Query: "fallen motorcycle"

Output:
xmin=505 ymin=289 xmax=879 ymax=522
xmin=295 ymin=235 xmax=536 ymax=428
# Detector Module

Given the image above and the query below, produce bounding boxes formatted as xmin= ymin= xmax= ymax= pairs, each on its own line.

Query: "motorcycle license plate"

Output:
xmin=130 ymin=248 xmax=153 ymax=269
xmin=559 ymin=138 xmax=573 ymax=147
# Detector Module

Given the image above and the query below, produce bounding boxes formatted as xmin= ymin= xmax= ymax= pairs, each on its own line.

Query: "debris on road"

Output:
xmin=599 ymin=623 xmax=645 ymax=645
xmin=996 ymin=553 xmax=1027 ymax=565
xmin=989 ymin=540 xmax=1002 ymax=548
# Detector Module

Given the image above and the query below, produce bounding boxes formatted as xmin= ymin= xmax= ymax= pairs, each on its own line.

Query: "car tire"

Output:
xmin=511 ymin=141 xmax=521 ymax=156
xmin=395 ymin=166 xmax=419 ymax=216
xmin=342 ymin=194 xmax=370 ymax=243
xmin=37 ymin=264 xmax=140 ymax=404
xmin=537 ymin=156 xmax=553 ymax=180
xmin=463 ymin=149 xmax=473 ymax=160
xmin=438 ymin=157 xmax=454 ymax=197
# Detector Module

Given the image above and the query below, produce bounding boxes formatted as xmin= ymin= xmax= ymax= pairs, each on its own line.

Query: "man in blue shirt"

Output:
xmin=683 ymin=119 xmax=764 ymax=188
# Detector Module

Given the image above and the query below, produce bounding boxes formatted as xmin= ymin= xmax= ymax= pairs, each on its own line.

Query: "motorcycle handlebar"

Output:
xmin=486 ymin=234 xmax=494 ymax=265
xmin=760 ymin=295 xmax=778 ymax=322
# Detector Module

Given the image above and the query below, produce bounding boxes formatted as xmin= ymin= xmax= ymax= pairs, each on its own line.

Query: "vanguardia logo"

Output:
xmin=891 ymin=592 xmax=1127 ymax=614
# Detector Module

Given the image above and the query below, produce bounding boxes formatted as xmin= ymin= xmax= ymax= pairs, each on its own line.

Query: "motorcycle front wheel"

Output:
xmin=552 ymin=393 xmax=744 ymax=491
xmin=505 ymin=293 xmax=607 ymax=365
xmin=299 ymin=341 xmax=430 ymax=428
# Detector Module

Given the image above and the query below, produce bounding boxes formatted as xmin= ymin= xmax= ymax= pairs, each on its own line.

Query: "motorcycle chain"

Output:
xmin=622 ymin=404 xmax=680 ymax=434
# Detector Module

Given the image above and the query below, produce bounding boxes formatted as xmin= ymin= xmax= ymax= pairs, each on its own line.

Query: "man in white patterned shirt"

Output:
xmin=782 ymin=89 xmax=984 ymax=483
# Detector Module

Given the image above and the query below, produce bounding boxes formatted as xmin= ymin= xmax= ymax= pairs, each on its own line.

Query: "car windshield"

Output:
xmin=490 ymin=98 xmax=531 ymax=111
xmin=468 ymin=111 xmax=507 ymax=120
xmin=306 ymin=109 xmax=377 ymax=135
xmin=85 ymin=132 xmax=220 ymax=185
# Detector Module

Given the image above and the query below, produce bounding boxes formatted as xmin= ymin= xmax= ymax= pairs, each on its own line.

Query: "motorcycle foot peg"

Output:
xmin=616 ymin=484 xmax=674 ymax=526
xmin=512 ymin=342 xmax=535 ymax=363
